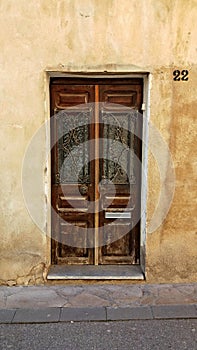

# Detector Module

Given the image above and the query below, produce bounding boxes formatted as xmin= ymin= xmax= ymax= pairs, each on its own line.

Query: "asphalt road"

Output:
xmin=0 ymin=319 xmax=196 ymax=350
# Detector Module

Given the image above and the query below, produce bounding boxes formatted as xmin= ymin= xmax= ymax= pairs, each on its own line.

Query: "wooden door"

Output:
xmin=98 ymin=83 xmax=142 ymax=264
xmin=50 ymin=78 xmax=143 ymax=265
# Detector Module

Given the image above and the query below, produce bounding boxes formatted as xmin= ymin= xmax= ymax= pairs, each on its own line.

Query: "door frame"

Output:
xmin=44 ymin=68 xmax=150 ymax=277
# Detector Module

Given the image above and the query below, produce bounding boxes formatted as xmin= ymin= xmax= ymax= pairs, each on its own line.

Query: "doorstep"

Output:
xmin=47 ymin=264 xmax=144 ymax=280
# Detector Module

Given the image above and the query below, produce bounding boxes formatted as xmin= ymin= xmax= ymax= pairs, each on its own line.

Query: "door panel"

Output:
xmin=51 ymin=85 xmax=95 ymax=264
xmin=50 ymin=79 xmax=143 ymax=266
xmin=98 ymin=84 xmax=142 ymax=264
xmin=99 ymin=84 xmax=142 ymax=108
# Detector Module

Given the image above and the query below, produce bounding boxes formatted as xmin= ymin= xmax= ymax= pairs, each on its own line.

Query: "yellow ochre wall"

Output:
xmin=0 ymin=0 xmax=196 ymax=284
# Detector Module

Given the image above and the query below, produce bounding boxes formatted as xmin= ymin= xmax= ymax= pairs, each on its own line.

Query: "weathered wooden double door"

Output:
xmin=50 ymin=78 xmax=143 ymax=265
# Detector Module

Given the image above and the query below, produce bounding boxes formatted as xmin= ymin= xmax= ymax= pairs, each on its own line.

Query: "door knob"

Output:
xmin=79 ymin=185 xmax=88 ymax=195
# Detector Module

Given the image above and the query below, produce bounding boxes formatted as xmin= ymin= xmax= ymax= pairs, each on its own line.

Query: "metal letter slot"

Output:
xmin=105 ymin=212 xmax=131 ymax=219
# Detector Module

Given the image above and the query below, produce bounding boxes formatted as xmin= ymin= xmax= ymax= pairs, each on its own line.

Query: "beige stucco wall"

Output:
xmin=0 ymin=0 xmax=196 ymax=285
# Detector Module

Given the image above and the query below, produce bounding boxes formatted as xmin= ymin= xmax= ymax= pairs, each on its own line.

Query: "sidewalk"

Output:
xmin=0 ymin=283 xmax=196 ymax=323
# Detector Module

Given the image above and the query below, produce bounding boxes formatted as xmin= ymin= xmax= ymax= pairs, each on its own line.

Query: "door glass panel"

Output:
xmin=56 ymin=109 xmax=91 ymax=184
xmin=101 ymin=109 xmax=137 ymax=184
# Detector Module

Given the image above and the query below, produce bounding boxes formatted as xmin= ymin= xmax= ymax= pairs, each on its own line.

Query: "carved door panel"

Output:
xmin=51 ymin=84 xmax=95 ymax=264
xmin=98 ymin=84 xmax=142 ymax=264
xmin=50 ymin=79 xmax=143 ymax=265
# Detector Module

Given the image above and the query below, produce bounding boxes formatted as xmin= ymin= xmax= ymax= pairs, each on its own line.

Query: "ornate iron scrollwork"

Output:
xmin=56 ymin=110 xmax=91 ymax=184
xmin=102 ymin=110 xmax=136 ymax=185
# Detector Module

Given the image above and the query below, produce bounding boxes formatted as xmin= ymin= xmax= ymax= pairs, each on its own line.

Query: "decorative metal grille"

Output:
xmin=54 ymin=108 xmax=137 ymax=185
xmin=56 ymin=109 xmax=91 ymax=184
xmin=101 ymin=110 xmax=137 ymax=184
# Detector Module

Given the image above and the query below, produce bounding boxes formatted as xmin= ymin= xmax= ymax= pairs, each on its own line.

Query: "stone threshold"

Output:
xmin=47 ymin=264 xmax=144 ymax=280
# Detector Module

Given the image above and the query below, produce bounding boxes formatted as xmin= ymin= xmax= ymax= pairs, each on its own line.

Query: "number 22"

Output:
xmin=173 ymin=70 xmax=189 ymax=81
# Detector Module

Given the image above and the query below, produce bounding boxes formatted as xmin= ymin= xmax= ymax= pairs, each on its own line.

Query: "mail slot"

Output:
xmin=105 ymin=212 xmax=131 ymax=219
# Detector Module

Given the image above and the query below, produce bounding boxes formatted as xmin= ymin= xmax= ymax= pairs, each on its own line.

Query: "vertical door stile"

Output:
xmin=94 ymin=85 xmax=100 ymax=265
xmin=52 ymin=106 xmax=59 ymax=263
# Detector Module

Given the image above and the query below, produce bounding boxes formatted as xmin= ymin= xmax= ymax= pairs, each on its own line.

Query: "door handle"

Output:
xmin=79 ymin=185 xmax=88 ymax=195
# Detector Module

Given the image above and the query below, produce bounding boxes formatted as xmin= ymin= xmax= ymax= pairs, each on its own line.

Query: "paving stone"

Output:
xmin=140 ymin=295 xmax=156 ymax=305
xmin=0 ymin=300 xmax=6 ymax=308
xmin=0 ymin=283 xmax=197 ymax=321
xmin=2 ymin=286 xmax=24 ymax=297
xmin=104 ymin=285 xmax=143 ymax=298
xmin=107 ymin=306 xmax=153 ymax=320
xmin=0 ymin=309 xmax=16 ymax=323
xmin=6 ymin=288 xmax=66 ymax=308
xmin=60 ymin=307 xmax=106 ymax=322
xmin=155 ymin=297 xmax=196 ymax=305
xmin=12 ymin=308 xmax=60 ymax=323
xmin=176 ymin=285 xmax=196 ymax=294
xmin=68 ymin=292 xmax=109 ymax=307
xmin=114 ymin=298 xmax=140 ymax=307
xmin=83 ymin=287 xmax=114 ymax=302
xmin=53 ymin=286 xmax=84 ymax=297
xmin=156 ymin=287 xmax=194 ymax=304
xmin=152 ymin=304 xmax=197 ymax=319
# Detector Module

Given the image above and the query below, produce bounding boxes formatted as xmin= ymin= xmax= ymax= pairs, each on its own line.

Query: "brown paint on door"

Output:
xmin=50 ymin=78 xmax=143 ymax=265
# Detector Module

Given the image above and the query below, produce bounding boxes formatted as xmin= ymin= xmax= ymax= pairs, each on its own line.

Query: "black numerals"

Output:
xmin=181 ymin=70 xmax=189 ymax=81
xmin=173 ymin=70 xmax=189 ymax=81
xmin=173 ymin=70 xmax=181 ymax=81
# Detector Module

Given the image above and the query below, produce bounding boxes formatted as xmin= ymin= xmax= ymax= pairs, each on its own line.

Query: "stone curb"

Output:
xmin=0 ymin=304 xmax=196 ymax=324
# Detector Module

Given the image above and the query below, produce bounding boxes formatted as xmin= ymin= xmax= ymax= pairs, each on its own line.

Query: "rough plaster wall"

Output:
xmin=0 ymin=0 xmax=196 ymax=284
xmin=146 ymin=68 xmax=197 ymax=283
